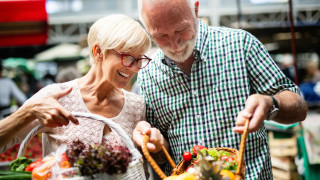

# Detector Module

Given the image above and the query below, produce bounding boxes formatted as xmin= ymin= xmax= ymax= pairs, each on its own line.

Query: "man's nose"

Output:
xmin=169 ymin=36 xmax=182 ymax=50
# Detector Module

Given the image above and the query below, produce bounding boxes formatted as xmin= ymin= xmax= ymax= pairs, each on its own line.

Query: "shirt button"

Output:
xmin=196 ymin=115 xmax=201 ymax=120
xmin=193 ymin=91 xmax=198 ymax=96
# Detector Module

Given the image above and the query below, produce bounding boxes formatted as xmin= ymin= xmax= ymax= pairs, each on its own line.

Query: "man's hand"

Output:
xmin=233 ymin=94 xmax=272 ymax=134
xmin=25 ymin=87 xmax=79 ymax=128
xmin=133 ymin=121 xmax=164 ymax=153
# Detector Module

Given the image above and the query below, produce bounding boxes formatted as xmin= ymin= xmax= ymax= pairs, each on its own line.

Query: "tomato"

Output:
xmin=192 ymin=159 xmax=199 ymax=165
xmin=25 ymin=165 xmax=33 ymax=172
xmin=61 ymin=153 xmax=69 ymax=161
xmin=192 ymin=145 xmax=207 ymax=156
xmin=59 ymin=160 xmax=71 ymax=168
xmin=25 ymin=158 xmax=43 ymax=172
xmin=220 ymin=155 xmax=230 ymax=161
xmin=182 ymin=152 xmax=192 ymax=161
xmin=228 ymin=157 xmax=235 ymax=162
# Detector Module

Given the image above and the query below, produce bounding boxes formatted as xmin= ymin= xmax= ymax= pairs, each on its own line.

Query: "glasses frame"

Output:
xmin=112 ymin=49 xmax=151 ymax=69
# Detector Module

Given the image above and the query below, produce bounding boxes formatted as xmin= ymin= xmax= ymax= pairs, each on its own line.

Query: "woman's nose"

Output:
xmin=127 ymin=61 xmax=140 ymax=72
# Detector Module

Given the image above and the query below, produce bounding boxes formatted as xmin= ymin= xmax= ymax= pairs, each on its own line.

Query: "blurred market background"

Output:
xmin=0 ymin=0 xmax=320 ymax=180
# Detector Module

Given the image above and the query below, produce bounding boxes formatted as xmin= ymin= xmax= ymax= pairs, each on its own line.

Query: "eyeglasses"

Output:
xmin=112 ymin=49 xmax=151 ymax=69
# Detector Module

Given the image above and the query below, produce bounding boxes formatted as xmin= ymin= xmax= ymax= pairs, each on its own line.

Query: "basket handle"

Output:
xmin=141 ymin=134 xmax=176 ymax=179
xmin=18 ymin=112 xmax=142 ymax=160
xmin=17 ymin=124 xmax=44 ymax=158
xmin=236 ymin=118 xmax=249 ymax=175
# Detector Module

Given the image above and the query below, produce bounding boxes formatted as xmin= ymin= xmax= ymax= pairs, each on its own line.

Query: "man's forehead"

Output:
xmin=142 ymin=1 xmax=191 ymax=22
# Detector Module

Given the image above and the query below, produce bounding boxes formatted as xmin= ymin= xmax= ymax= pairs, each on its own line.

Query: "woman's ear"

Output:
xmin=93 ymin=44 xmax=102 ymax=61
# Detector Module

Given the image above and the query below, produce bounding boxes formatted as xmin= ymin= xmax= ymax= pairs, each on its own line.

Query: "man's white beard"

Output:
xmin=161 ymin=38 xmax=196 ymax=63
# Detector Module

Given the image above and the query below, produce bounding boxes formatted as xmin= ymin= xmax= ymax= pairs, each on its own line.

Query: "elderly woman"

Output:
xmin=0 ymin=14 xmax=163 ymax=160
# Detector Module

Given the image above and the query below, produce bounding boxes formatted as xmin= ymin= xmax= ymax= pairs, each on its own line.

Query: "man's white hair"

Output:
xmin=137 ymin=0 xmax=196 ymax=27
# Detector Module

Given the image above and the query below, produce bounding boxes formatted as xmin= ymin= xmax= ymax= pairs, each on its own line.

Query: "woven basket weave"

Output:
xmin=142 ymin=119 xmax=250 ymax=180
xmin=17 ymin=112 xmax=146 ymax=180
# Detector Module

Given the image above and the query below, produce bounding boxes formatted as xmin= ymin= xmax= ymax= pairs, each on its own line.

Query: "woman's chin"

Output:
xmin=115 ymin=82 xmax=130 ymax=89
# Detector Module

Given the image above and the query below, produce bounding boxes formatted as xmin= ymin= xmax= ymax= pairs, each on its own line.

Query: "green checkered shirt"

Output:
xmin=138 ymin=20 xmax=299 ymax=179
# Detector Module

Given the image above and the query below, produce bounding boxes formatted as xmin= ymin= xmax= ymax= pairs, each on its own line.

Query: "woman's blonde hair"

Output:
xmin=87 ymin=14 xmax=151 ymax=64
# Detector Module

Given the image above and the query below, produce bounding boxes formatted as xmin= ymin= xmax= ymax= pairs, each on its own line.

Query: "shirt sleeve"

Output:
xmin=244 ymin=32 xmax=300 ymax=95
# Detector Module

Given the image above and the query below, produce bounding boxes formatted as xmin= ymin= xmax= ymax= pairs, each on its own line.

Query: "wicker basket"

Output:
xmin=17 ymin=112 xmax=146 ymax=180
xmin=142 ymin=119 xmax=250 ymax=180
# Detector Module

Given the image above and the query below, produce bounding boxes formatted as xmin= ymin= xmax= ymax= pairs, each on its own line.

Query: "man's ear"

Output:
xmin=194 ymin=0 xmax=199 ymax=18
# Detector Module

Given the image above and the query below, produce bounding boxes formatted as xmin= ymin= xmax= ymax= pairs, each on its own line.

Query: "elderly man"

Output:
xmin=133 ymin=0 xmax=307 ymax=179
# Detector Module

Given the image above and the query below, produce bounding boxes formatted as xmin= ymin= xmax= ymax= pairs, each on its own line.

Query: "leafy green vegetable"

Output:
xmin=222 ymin=160 xmax=238 ymax=171
xmin=9 ymin=157 xmax=33 ymax=172
xmin=196 ymin=149 xmax=237 ymax=172
xmin=198 ymin=149 xmax=230 ymax=160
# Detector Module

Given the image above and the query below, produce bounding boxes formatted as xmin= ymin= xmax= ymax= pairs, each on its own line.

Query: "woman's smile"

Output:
xmin=117 ymin=70 xmax=130 ymax=78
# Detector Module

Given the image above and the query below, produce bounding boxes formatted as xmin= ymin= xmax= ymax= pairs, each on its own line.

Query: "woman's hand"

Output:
xmin=133 ymin=121 xmax=164 ymax=153
xmin=0 ymin=87 xmax=79 ymax=147
xmin=24 ymin=87 xmax=79 ymax=128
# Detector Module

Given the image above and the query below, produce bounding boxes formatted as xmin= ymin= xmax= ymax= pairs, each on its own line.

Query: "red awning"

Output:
xmin=0 ymin=0 xmax=48 ymax=47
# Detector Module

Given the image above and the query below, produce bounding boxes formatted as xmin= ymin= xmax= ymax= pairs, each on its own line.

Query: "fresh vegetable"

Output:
xmin=192 ymin=145 xmax=207 ymax=156
xmin=204 ymin=148 xmax=230 ymax=161
xmin=32 ymin=156 xmax=56 ymax=180
xmin=0 ymin=170 xmax=31 ymax=180
xmin=9 ymin=157 xmax=33 ymax=172
xmin=203 ymin=149 xmax=238 ymax=171
xmin=0 ymin=136 xmax=42 ymax=163
xmin=220 ymin=169 xmax=236 ymax=180
xmin=182 ymin=152 xmax=192 ymax=161
xmin=184 ymin=147 xmax=238 ymax=179
xmin=219 ymin=155 xmax=229 ymax=161
xmin=192 ymin=159 xmax=199 ymax=165
xmin=61 ymin=152 xmax=69 ymax=161
xmin=66 ymin=140 xmax=132 ymax=177
xmin=24 ymin=158 xmax=43 ymax=172
xmin=31 ymin=153 xmax=72 ymax=180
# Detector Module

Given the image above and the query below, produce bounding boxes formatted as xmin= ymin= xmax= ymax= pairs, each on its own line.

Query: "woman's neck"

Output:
xmin=77 ymin=66 xmax=124 ymax=118
xmin=79 ymin=65 xmax=118 ymax=100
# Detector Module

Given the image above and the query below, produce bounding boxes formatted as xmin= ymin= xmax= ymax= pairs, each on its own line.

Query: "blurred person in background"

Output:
xmin=299 ymin=60 xmax=320 ymax=105
xmin=304 ymin=60 xmax=320 ymax=83
xmin=0 ymin=14 xmax=162 ymax=178
xmin=133 ymin=0 xmax=307 ymax=179
xmin=37 ymin=73 xmax=55 ymax=90
xmin=0 ymin=59 xmax=27 ymax=119
xmin=55 ymin=66 xmax=81 ymax=83
xmin=276 ymin=54 xmax=295 ymax=83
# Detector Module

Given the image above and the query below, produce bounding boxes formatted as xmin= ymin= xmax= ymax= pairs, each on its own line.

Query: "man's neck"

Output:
xmin=175 ymin=55 xmax=195 ymax=76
